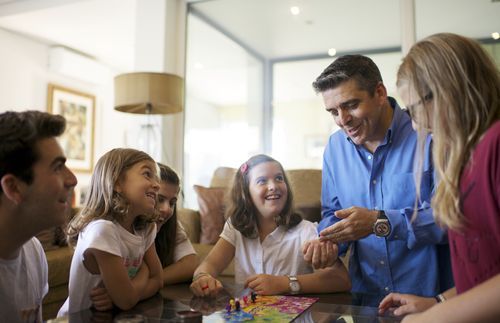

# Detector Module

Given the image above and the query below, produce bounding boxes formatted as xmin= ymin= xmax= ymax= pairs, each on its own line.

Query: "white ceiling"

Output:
xmin=0 ymin=0 xmax=498 ymax=105
xmin=0 ymin=0 xmax=136 ymax=70
xmin=191 ymin=0 xmax=500 ymax=59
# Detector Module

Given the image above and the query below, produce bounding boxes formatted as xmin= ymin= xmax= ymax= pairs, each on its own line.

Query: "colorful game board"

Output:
xmin=205 ymin=295 xmax=318 ymax=323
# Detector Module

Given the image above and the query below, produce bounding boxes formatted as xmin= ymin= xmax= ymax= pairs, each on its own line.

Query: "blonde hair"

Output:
xmin=67 ymin=148 xmax=158 ymax=246
xmin=397 ymin=33 xmax=500 ymax=230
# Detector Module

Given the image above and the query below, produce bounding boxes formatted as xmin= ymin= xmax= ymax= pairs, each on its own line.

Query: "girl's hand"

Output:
xmin=302 ymin=238 xmax=338 ymax=269
xmin=190 ymin=273 xmax=223 ymax=298
xmin=378 ymin=292 xmax=436 ymax=316
xmin=90 ymin=285 xmax=113 ymax=311
xmin=245 ymin=274 xmax=288 ymax=295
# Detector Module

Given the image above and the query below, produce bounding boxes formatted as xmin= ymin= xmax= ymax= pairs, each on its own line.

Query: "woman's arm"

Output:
xmin=162 ymin=254 xmax=199 ymax=285
xmin=378 ymin=287 xmax=457 ymax=316
xmin=245 ymin=259 xmax=351 ymax=295
xmin=190 ymin=238 xmax=235 ymax=297
xmin=403 ymin=274 xmax=500 ymax=323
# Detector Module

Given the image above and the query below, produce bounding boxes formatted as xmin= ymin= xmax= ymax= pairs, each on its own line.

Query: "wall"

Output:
xmin=0 ymin=27 xmax=138 ymax=199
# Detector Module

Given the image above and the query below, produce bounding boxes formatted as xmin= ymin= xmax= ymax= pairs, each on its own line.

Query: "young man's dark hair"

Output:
xmin=0 ymin=110 xmax=66 ymax=192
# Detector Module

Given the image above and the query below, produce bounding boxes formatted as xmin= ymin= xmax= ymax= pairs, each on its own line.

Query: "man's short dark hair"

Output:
xmin=312 ymin=55 xmax=383 ymax=95
xmin=0 ymin=110 xmax=66 ymax=193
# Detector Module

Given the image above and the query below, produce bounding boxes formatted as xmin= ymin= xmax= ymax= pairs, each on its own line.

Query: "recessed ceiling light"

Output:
xmin=328 ymin=48 xmax=337 ymax=57
xmin=290 ymin=6 xmax=300 ymax=15
xmin=492 ymin=32 xmax=500 ymax=40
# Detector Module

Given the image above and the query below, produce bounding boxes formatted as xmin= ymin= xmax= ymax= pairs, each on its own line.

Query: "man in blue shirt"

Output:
xmin=302 ymin=55 xmax=452 ymax=300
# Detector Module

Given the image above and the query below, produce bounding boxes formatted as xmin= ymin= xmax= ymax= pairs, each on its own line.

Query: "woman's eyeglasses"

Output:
xmin=405 ymin=92 xmax=433 ymax=120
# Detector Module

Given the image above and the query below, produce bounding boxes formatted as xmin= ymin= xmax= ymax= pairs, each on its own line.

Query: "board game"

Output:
xmin=204 ymin=295 xmax=318 ymax=323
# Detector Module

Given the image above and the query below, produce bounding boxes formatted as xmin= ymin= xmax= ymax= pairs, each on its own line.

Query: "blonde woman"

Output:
xmin=379 ymin=33 xmax=500 ymax=322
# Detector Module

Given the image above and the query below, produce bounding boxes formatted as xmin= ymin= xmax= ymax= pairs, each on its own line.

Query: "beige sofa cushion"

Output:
xmin=209 ymin=167 xmax=236 ymax=187
xmin=193 ymin=185 xmax=227 ymax=244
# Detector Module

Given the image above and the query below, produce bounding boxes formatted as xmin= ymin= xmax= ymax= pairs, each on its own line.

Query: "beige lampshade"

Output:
xmin=114 ymin=72 xmax=183 ymax=114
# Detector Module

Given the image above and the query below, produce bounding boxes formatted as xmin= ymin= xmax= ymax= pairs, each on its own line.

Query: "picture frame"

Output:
xmin=47 ymin=84 xmax=95 ymax=172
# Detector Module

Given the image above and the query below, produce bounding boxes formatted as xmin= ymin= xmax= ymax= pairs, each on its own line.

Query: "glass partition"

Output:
xmin=184 ymin=13 xmax=264 ymax=208
xmin=272 ymin=52 xmax=403 ymax=169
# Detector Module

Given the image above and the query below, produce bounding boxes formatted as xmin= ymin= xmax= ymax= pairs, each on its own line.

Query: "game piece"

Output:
xmin=207 ymin=295 xmax=318 ymax=322
xmin=250 ymin=291 xmax=256 ymax=303
xmin=242 ymin=295 xmax=248 ymax=306
xmin=229 ymin=298 xmax=235 ymax=310
xmin=225 ymin=303 xmax=231 ymax=314
xmin=235 ymin=297 xmax=241 ymax=311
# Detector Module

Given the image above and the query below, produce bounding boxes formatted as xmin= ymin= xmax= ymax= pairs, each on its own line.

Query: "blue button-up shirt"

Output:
xmin=319 ymin=97 xmax=452 ymax=297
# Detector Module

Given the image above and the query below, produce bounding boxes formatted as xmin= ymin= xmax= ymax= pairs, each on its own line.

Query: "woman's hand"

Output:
xmin=378 ymin=292 xmax=436 ymax=316
xmin=245 ymin=274 xmax=288 ymax=295
xmin=190 ymin=273 xmax=223 ymax=298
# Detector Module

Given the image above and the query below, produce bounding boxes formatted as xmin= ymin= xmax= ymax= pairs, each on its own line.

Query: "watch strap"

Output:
xmin=435 ymin=293 xmax=446 ymax=303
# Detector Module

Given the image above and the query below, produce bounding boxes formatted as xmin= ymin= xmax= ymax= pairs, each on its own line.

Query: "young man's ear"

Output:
xmin=0 ymin=175 xmax=25 ymax=205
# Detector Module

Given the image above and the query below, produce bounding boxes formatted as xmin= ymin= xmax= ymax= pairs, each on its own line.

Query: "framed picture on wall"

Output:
xmin=47 ymin=84 xmax=95 ymax=172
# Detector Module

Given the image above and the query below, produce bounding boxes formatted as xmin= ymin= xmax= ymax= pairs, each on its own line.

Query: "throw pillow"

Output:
xmin=193 ymin=185 xmax=227 ymax=244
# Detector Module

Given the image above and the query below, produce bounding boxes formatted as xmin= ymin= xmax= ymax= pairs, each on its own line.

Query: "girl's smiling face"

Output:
xmin=248 ymin=161 xmax=288 ymax=220
xmin=156 ymin=181 xmax=180 ymax=231
xmin=114 ymin=160 xmax=160 ymax=217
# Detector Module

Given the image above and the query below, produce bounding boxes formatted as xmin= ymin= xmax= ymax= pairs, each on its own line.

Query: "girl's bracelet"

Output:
xmin=192 ymin=272 xmax=211 ymax=282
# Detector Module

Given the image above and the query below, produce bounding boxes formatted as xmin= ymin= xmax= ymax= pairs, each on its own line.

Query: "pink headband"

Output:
xmin=240 ymin=162 xmax=248 ymax=174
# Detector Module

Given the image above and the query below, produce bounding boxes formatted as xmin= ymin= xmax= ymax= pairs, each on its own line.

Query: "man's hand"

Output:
xmin=378 ymin=292 xmax=436 ymax=316
xmin=319 ymin=207 xmax=379 ymax=242
xmin=245 ymin=274 xmax=288 ymax=295
xmin=302 ymin=239 xmax=338 ymax=269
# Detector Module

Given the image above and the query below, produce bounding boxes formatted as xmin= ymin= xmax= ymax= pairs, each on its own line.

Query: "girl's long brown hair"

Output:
xmin=227 ymin=154 xmax=301 ymax=238
xmin=155 ymin=163 xmax=180 ymax=267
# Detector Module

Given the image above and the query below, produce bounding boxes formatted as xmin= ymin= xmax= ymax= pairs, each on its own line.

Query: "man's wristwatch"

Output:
xmin=373 ymin=210 xmax=391 ymax=237
xmin=287 ymin=275 xmax=301 ymax=294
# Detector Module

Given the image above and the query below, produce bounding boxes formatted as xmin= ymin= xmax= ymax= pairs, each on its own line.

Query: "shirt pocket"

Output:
xmin=386 ymin=173 xmax=416 ymax=207
xmin=386 ymin=171 xmax=432 ymax=208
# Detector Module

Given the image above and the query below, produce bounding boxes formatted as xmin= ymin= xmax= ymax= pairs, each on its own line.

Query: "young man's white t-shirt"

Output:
xmin=58 ymin=219 xmax=156 ymax=316
xmin=0 ymin=237 xmax=48 ymax=323
xmin=220 ymin=219 xmax=318 ymax=285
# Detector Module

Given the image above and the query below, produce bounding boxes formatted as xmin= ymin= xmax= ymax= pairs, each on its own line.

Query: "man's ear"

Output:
xmin=0 ymin=175 xmax=25 ymax=205
xmin=373 ymin=81 xmax=387 ymax=101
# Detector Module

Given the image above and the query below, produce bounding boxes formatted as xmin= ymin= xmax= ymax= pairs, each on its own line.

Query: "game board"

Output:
xmin=205 ymin=295 xmax=318 ymax=323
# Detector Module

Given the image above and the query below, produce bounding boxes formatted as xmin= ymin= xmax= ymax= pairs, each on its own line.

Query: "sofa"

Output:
xmin=44 ymin=247 xmax=73 ymax=320
xmin=177 ymin=166 xmax=324 ymax=277
xmin=37 ymin=213 xmax=76 ymax=321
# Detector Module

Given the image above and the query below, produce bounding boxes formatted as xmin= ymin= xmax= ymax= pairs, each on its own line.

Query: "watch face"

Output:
xmin=374 ymin=220 xmax=390 ymax=237
xmin=290 ymin=281 xmax=301 ymax=293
